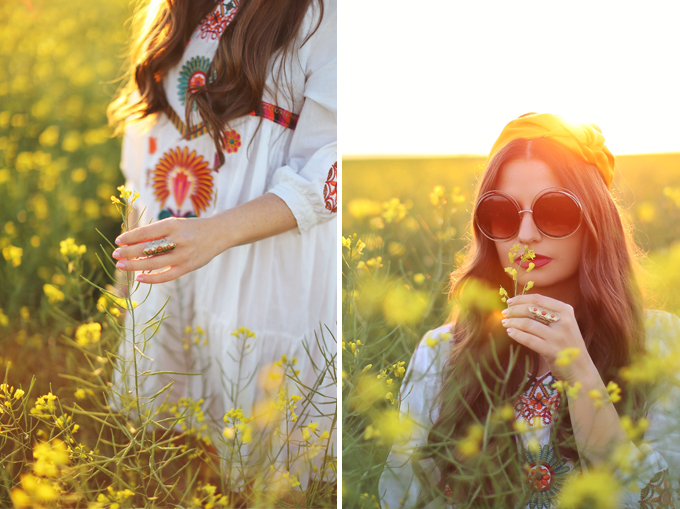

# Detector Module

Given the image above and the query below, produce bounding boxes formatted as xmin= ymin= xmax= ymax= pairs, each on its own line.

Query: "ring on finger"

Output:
xmin=528 ymin=305 xmax=560 ymax=325
xmin=143 ymin=238 xmax=176 ymax=257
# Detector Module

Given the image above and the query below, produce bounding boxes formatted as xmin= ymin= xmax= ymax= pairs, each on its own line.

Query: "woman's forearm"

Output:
xmin=566 ymin=366 xmax=630 ymax=467
xmin=209 ymin=192 xmax=299 ymax=254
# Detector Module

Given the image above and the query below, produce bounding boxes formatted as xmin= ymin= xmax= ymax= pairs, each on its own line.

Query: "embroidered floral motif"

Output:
xmin=222 ymin=129 xmax=241 ymax=154
xmin=152 ymin=147 xmax=213 ymax=217
xmin=149 ymin=136 xmax=157 ymax=154
xmin=443 ymin=484 xmax=453 ymax=500
xmin=197 ymin=0 xmax=239 ymax=41
xmin=523 ymin=445 xmax=570 ymax=509
xmin=177 ymin=56 xmax=212 ymax=109
xmin=639 ymin=469 xmax=675 ymax=509
xmin=323 ymin=162 xmax=337 ymax=213
xmin=515 ymin=373 xmax=561 ymax=427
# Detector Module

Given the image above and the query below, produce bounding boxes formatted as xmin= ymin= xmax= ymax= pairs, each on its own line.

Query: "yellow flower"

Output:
xmin=2 ymin=245 xmax=23 ymax=267
xmin=0 ymin=309 xmax=8 ymax=327
xmin=526 ymin=262 xmax=536 ymax=272
xmin=33 ymin=439 xmax=69 ymax=478
xmin=385 ymin=392 xmax=394 ymax=404
xmin=524 ymin=281 xmax=534 ymax=291
xmin=429 ymin=185 xmax=445 ymax=206
xmin=457 ymin=423 xmax=484 ymax=457
xmin=606 ymin=381 xmax=622 ymax=404
xmin=14 ymin=389 xmax=24 ymax=400
xmin=366 ymin=256 xmax=383 ymax=270
xmin=59 ymin=238 xmax=86 ymax=258
xmin=559 ymin=468 xmax=621 ymax=509
xmin=75 ymin=323 xmax=101 ymax=346
xmin=555 ymin=347 xmax=581 ymax=367
xmin=43 ymin=284 xmax=65 ymax=304
xmin=30 ymin=392 xmax=58 ymax=418
xmin=381 ymin=198 xmax=408 ymax=224
xmin=588 ymin=389 xmax=604 ymax=408
xmin=566 ymin=382 xmax=582 ymax=399
xmin=413 ymin=273 xmax=425 ymax=285
xmin=342 ymin=236 xmax=351 ymax=249
xmin=74 ymin=389 xmax=86 ymax=400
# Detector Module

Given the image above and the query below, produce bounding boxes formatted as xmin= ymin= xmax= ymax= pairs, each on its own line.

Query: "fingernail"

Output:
xmin=501 ymin=309 xmax=508 ymax=316
xmin=112 ymin=249 xmax=121 ymax=259
xmin=506 ymin=328 xmax=514 ymax=334
xmin=116 ymin=261 xmax=126 ymax=270
xmin=115 ymin=236 xmax=123 ymax=245
xmin=135 ymin=275 xmax=145 ymax=282
xmin=507 ymin=298 xmax=515 ymax=304
xmin=501 ymin=319 xmax=508 ymax=326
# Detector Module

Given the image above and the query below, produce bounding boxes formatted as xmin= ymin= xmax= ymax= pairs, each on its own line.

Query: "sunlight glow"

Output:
xmin=341 ymin=1 xmax=680 ymax=156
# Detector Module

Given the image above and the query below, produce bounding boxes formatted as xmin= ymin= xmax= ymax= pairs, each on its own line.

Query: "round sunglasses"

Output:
xmin=474 ymin=187 xmax=583 ymax=241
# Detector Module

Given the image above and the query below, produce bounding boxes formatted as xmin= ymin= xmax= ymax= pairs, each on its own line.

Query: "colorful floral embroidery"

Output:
xmin=639 ymin=469 xmax=675 ymax=509
xmin=149 ymin=136 xmax=157 ymax=154
xmin=514 ymin=373 xmax=561 ymax=427
xmin=177 ymin=56 xmax=212 ymax=108
xmin=323 ymin=162 xmax=337 ymax=213
xmin=523 ymin=445 xmax=570 ymax=509
xmin=152 ymin=147 xmax=213 ymax=217
xmin=222 ymin=129 xmax=241 ymax=154
xmin=197 ymin=0 xmax=239 ymax=41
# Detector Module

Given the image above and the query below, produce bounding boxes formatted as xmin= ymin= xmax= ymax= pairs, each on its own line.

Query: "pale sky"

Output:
xmin=340 ymin=1 xmax=680 ymax=156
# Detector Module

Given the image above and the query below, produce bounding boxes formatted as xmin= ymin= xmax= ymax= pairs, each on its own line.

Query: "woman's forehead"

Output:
xmin=494 ymin=159 xmax=564 ymax=205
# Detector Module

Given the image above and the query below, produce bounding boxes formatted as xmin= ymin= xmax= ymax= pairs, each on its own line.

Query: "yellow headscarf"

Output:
xmin=488 ymin=113 xmax=616 ymax=188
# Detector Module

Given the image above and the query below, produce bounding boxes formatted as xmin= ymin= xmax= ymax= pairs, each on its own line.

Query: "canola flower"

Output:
xmin=74 ymin=322 xmax=101 ymax=346
xmin=456 ymin=423 xmax=484 ymax=457
xmin=30 ymin=392 xmax=58 ymax=418
xmin=3 ymin=245 xmax=23 ymax=267
xmin=223 ymin=407 xmax=254 ymax=444
xmin=43 ymin=284 xmax=65 ymax=304
xmin=555 ymin=347 xmax=581 ymax=367
xmin=500 ymin=245 xmax=536 ymax=301
xmin=559 ymin=468 xmax=622 ymax=509
xmin=59 ymin=238 xmax=86 ymax=259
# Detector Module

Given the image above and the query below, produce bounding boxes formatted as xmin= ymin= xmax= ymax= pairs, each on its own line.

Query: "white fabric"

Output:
xmin=113 ymin=0 xmax=337 ymax=458
xmin=379 ymin=310 xmax=680 ymax=509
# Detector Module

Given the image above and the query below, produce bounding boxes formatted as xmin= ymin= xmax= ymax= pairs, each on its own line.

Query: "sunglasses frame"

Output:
xmin=474 ymin=187 xmax=583 ymax=241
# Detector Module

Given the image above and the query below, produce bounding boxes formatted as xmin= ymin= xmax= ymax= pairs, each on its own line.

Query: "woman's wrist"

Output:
xmin=206 ymin=193 xmax=298 ymax=257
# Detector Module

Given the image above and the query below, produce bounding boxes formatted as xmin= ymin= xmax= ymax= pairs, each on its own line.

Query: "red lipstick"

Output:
xmin=516 ymin=254 xmax=552 ymax=269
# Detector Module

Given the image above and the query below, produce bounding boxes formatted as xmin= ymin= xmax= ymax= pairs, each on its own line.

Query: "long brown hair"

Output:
xmin=108 ymin=0 xmax=323 ymax=165
xmin=420 ymin=137 xmax=647 ymax=505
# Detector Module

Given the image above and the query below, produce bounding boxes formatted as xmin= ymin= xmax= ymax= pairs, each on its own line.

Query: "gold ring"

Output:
xmin=529 ymin=305 xmax=560 ymax=325
xmin=143 ymin=239 xmax=176 ymax=257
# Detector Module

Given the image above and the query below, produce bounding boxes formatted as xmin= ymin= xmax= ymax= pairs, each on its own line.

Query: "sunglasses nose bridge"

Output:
xmin=516 ymin=208 xmax=542 ymax=244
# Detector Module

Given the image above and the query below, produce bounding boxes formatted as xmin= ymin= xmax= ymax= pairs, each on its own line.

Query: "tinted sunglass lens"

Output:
xmin=533 ymin=192 xmax=581 ymax=237
xmin=476 ymin=195 xmax=518 ymax=240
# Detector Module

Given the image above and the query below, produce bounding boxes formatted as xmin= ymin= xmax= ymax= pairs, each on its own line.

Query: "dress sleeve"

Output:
xmin=616 ymin=310 xmax=680 ymax=508
xmin=266 ymin=0 xmax=337 ymax=233
xmin=379 ymin=328 xmax=453 ymax=509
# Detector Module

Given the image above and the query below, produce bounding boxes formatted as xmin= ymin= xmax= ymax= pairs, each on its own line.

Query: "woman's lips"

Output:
xmin=516 ymin=255 xmax=552 ymax=269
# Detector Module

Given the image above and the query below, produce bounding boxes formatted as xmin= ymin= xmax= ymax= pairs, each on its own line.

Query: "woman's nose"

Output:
xmin=517 ymin=211 xmax=541 ymax=244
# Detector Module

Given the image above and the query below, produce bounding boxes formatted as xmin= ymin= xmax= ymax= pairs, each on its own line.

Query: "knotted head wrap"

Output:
xmin=488 ymin=113 xmax=616 ymax=188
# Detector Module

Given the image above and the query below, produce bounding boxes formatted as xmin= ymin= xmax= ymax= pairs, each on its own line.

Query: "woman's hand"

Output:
xmin=112 ymin=216 xmax=223 ymax=284
xmin=500 ymin=294 xmax=597 ymax=384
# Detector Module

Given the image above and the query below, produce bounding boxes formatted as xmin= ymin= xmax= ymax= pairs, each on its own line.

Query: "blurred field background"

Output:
xmin=341 ymin=153 xmax=680 ymax=507
xmin=0 ymin=1 xmax=336 ymax=507
xmin=0 ymin=0 xmax=127 ymax=392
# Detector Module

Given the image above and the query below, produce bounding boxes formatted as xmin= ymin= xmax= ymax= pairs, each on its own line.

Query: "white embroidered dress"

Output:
xmin=379 ymin=311 xmax=680 ymax=509
xmin=114 ymin=0 xmax=337 ymax=440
